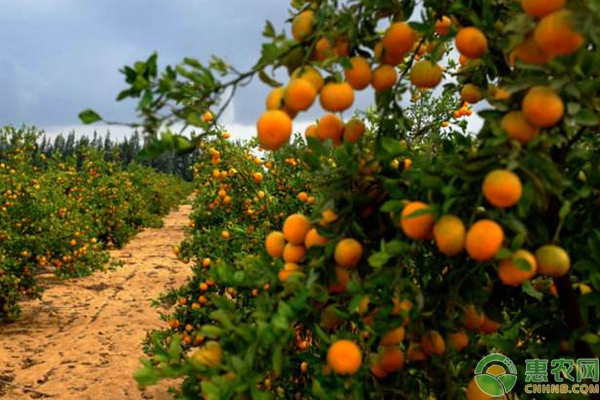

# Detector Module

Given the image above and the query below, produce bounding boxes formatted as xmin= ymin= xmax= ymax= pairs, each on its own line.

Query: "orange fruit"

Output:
xmin=482 ymin=169 xmax=523 ymax=208
xmin=265 ymin=87 xmax=285 ymax=110
xmin=317 ymin=113 xmax=345 ymax=145
xmin=383 ymin=22 xmax=416 ymax=59
xmin=370 ymin=360 xmax=391 ymax=379
xmin=328 ymin=266 xmax=350 ymax=293
xmin=291 ymin=66 xmax=324 ymax=92
xmin=334 ymin=238 xmax=364 ymax=269
xmin=327 ymin=340 xmax=362 ymax=375
xmin=501 ymin=111 xmax=540 ymax=144
xmin=421 ymin=330 xmax=446 ymax=356
xmin=257 ymin=110 xmax=293 ymax=151
xmin=435 ymin=16 xmax=452 ymax=36
xmin=459 ymin=54 xmax=470 ymax=67
xmin=460 ymin=84 xmax=483 ymax=103
xmin=447 ymin=330 xmax=469 ymax=352
xmin=481 ymin=315 xmax=501 ymax=334
xmin=466 ymin=220 xmax=504 ymax=262
xmin=344 ymin=57 xmax=373 ymax=90
xmin=463 ymin=304 xmax=485 ymax=331
xmin=283 ymin=243 xmax=306 ymax=263
xmin=371 ymin=65 xmax=398 ymax=92
xmin=433 ymin=215 xmax=466 ymax=256
xmin=305 ymin=124 xmax=319 ymax=139
xmin=534 ymin=10 xmax=584 ymax=56
xmin=320 ymin=209 xmax=338 ymax=226
xmin=374 ymin=41 xmax=404 ymax=66
xmin=467 ymin=378 xmax=493 ymax=400
xmin=278 ymin=262 xmax=302 ymax=282
xmin=305 ymin=228 xmax=328 ymax=248
xmin=291 ymin=10 xmax=314 ymax=42
xmin=378 ymin=346 xmax=405 ymax=373
xmin=343 ymin=119 xmax=366 ymax=143
xmin=455 ymin=27 xmax=488 ymax=59
xmin=379 ymin=327 xmax=406 ymax=346
xmin=521 ymin=0 xmax=565 ymax=17
xmin=406 ymin=343 xmax=428 ymax=362
xmin=192 ymin=341 xmax=223 ymax=367
xmin=522 ymin=85 xmax=564 ymax=127
xmin=282 ymin=213 xmax=312 ymax=245
xmin=265 ymin=231 xmax=286 ymax=258
xmin=313 ymin=37 xmax=335 ymax=61
xmin=498 ymin=249 xmax=537 ymax=286
xmin=510 ymin=34 xmax=554 ymax=65
xmin=535 ymin=245 xmax=571 ymax=277
xmin=400 ymin=201 xmax=434 ymax=240
xmin=320 ymin=82 xmax=355 ymax=112
xmin=284 ymin=79 xmax=317 ymax=111
xmin=410 ymin=61 xmax=443 ymax=88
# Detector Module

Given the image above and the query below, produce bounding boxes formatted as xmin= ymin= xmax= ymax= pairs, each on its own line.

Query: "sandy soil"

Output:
xmin=0 ymin=204 xmax=192 ymax=399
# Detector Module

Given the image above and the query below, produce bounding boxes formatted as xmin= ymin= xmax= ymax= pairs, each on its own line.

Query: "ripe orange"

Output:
xmin=305 ymin=228 xmax=328 ymax=248
xmin=257 ymin=110 xmax=293 ymax=151
xmin=459 ymin=54 xmax=470 ymax=67
xmin=284 ymin=79 xmax=317 ymax=111
xmin=328 ymin=266 xmax=350 ymax=293
xmin=406 ymin=343 xmax=428 ymax=362
xmin=378 ymin=346 xmax=405 ymax=372
xmin=327 ymin=340 xmax=362 ymax=375
xmin=283 ymin=214 xmax=312 ymax=245
xmin=370 ymin=359 xmax=391 ymax=379
xmin=435 ymin=16 xmax=452 ymax=35
xmin=343 ymin=119 xmax=366 ymax=143
xmin=447 ymin=330 xmax=469 ymax=352
xmin=511 ymin=34 xmax=553 ymax=65
xmin=535 ymin=245 xmax=570 ymax=277
xmin=192 ymin=341 xmax=223 ymax=367
xmin=481 ymin=315 xmax=501 ymax=334
xmin=482 ymin=169 xmax=523 ymax=208
xmin=460 ymin=84 xmax=483 ymax=104
xmin=265 ymin=87 xmax=285 ymax=110
xmin=334 ymin=238 xmax=363 ymax=269
xmin=265 ymin=231 xmax=286 ymax=258
xmin=374 ymin=41 xmax=404 ymax=65
xmin=501 ymin=111 xmax=540 ymax=144
xmin=421 ymin=330 xmax=446 ymax=356
xmin=305 ymin=124 xmax=319 ymax=139
xmin=313 ymin=37 xmax=335 ymax=61
xmin=383 ymin=22 xmax=416 ymax=59
xmin=400 ymin=201 xmax=434 ymax=240
xmin=521 ymin=0 xmax=565 ymax=17
xmin=291 ymin=66 xmax=324 ymax=92
xmin=463 ymin=304 xmax=485 ymax=331
xmin=317 ymin=113 xmax=345 ymax=145
xmin=433 ymin=215 xmax=466 ymax=256
xmin=379 ymin=327 xmax=406 ymax=346
xmin=498 ymin=249 xmax=537 ymax=286
xmin=465 ymin=220 xmax=504 ymax=262
xmin=410 ymin=61 xmax=443 ymax=88
xmin=371 ymin=65 xmax=398 ymax=92
xmin=278 ymin=262 xmax=302 ymax=282
xmin=467 ymin=377 xmax=493 ymax=400
xmin=534 ymin=10 xmax=584 ymax=56
xmin=320 ymin=82 xmax=355 ymax=112
xmin=455 ymin=27 xmax=488 ymax=59
xmin=291 ymin=10 xmax=314 ymax=42
xmin=344 ymin=57 xmax=373 ymax=90
xmin=522 ymin=86 xmax=564 ymax=127
xmin=283 ymin=243 xmax=306 ymax=263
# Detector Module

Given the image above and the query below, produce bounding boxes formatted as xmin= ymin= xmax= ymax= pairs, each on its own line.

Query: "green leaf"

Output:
xmin=368 ymin=251 xmax=390 ymax=269
xmin=581 ymin=333 xmax=600 ymax=344
xmin=522 ymin=281 xmax=543 ymax=301
xmin=574 ymin=109 xmax=600 ymax=126
xmin=78 ymin=109 xmax=102 ymax=124
xmin=380 ymin=200 xmax=404 ymax=213
xmin=262 ymin=20 xmax=276 ymax=38
xmin=258 ymin=70 xmax=282 ymax=88
xmin=379 ymin=137 xmax=404 ymax=156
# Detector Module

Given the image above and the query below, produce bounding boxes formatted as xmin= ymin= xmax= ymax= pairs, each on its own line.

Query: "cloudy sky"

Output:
xmin=0 ymin=1 xmax=480 ymax=140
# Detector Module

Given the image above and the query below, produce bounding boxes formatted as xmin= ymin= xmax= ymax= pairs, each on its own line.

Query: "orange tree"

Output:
xmin=81 ymin=0 xmax=600 ymax=398
xmin=0 ymin=126 xmax=191 ymax=320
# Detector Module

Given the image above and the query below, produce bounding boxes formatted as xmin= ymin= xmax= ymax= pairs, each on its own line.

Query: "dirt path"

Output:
xmin=0 ymin=204 xmax=192 ymax=399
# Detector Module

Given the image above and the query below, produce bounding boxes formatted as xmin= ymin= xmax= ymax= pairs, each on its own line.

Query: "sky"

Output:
xmin=0 ymin=0 xmax=481 ymax=141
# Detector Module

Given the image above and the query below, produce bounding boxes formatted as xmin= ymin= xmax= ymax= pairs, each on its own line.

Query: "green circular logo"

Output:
xmin=475 ymin=353 xmax=518 ymax=397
